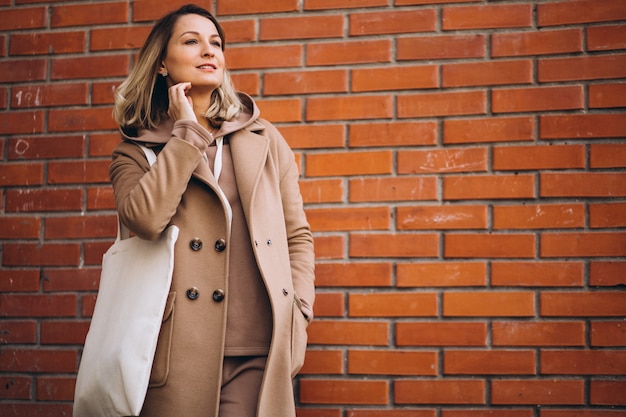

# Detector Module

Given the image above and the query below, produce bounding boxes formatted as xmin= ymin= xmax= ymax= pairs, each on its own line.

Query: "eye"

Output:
xmin=211 ymin=40 xmax=222 ymax=48
xmin=184 ymin=38 xmax=198 ymax=45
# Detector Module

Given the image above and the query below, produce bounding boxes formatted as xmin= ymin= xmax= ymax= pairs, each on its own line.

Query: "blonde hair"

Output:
xmin=113 ymin=4 xmax=242 ymax=132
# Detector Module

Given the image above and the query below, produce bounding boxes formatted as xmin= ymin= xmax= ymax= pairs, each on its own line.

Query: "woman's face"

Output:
xmin=160 ymin=13 xmax=225 ymax=91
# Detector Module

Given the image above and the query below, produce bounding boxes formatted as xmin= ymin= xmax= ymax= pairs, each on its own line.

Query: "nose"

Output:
xmin=202 ymin=43 xmax=215 ymax=57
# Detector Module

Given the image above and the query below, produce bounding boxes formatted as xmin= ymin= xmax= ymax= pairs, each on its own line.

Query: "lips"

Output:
xmin=197 ymin=63 xmax=217 ymax=70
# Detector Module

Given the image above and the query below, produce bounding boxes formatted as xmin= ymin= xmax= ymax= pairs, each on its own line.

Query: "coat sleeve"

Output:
xmin=109 ymin=121 xmax=210 ymax=240
xmin=267 ymin=122 xmax=316 ymax=322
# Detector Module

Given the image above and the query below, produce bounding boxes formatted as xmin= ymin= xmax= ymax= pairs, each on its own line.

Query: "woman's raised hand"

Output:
xmin=167 ymin=82 xmax=197 ymax=122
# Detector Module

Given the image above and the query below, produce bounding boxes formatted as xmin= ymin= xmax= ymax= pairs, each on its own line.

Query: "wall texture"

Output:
xmin=1 ymin=0 xmax=626 ymax=416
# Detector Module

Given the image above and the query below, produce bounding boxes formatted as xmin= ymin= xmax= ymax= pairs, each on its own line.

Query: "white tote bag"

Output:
xmin=73 ymin=146 xmax=178 ymax=417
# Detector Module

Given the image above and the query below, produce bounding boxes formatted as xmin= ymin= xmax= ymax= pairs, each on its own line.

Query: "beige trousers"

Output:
xmin=219 ymin=356 xmax=267 ymax=417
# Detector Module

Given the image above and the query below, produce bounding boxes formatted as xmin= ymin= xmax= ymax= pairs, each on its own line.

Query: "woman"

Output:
xmin=109 ymin=4 xmax=315 ymax=417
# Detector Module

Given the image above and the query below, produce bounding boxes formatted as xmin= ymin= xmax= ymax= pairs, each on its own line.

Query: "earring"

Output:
xmin=160 ymin=70 xmax=168 ymax=77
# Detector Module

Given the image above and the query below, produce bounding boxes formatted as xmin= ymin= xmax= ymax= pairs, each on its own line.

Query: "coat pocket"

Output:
xmin=149 ymin=291 xmax=176 ymax=387
xmin=290 ymin=295 xmax=308 ymax=378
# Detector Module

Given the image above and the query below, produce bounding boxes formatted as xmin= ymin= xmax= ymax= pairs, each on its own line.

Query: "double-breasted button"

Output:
xmin=186 ymin=287 xmax=199 ymax=300
xmin=266 ymin=239 xmax=272 ymax=247
xmin=282 ymin=288 xmax=289 ymax=296
xmin=214 ymin=238 xmax=227 ymax=252
xmin=189 ymin=238 xmax=203 ymax=251
xmin=212 ymin=289 xmax=225 ymax=302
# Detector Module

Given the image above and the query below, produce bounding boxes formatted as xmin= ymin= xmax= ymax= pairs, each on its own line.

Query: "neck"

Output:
xmin=189 ymin=89 xmax=215 ymax=132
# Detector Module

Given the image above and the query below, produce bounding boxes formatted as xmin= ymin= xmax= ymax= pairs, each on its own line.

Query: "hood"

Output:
xmin=121 ymin=92 xmax=261 ymax=144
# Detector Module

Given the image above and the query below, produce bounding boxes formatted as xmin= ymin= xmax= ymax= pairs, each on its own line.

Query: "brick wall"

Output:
xmin=1 ymin=0 xmax=625 ymax=416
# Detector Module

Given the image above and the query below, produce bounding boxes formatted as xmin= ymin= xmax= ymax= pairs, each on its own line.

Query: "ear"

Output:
xmin=159 ymin=62 xmax=168 ymax=77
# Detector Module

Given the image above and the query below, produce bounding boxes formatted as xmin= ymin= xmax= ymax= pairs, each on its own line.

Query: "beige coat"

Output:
xmin=109 ymin=98 xmax=315 ymax=417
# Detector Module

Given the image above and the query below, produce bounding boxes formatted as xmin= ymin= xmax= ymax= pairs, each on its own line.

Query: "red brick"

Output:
xmin=396 ymin=322 xmax=487 ymax=347
xmin=395 ymin=379 xmax=485 ymax=405
xmin=493 ymin=204 xmax=585 ymax=230
xmin=591 ymin=321 xmax=626 ymax=347
xmin=590 ymin=380 xmax=626 ymax=406
xmin=538 ymin=0 xmax=626 ymax=26
xmin=492 ymin=321 xmax=585 ymax=347
xmin=353 ymin=65 xmax=438 ymax=93
xmin=10 ymin=31 xmax=85 ymax=55
xmin=257 ymin=98 xmax=302 ymax=123
xmin=300 ymin=350 xmax=343 ymax=374
xmin=348 ymin=350 xmax=437 ymax=375
xmin=397 ymin=262 xmax=486 ymax=287
xmin=0 ymin=376 xmax=32 ymax=399
xmin=90 ymin=133 xmax=123 ymax=157
xmin=50 ymin=2 xmax=128 ymax=27
xmin=349 ymin=177 xmax=437 ymax=203
xmin=443 ymin=291 xmax=535 ymax=317
xmin=41 ymin=321 xmax=89 ymax=345
xmin=220 ymin=19 xmax=256 ymax=44
xmin=42 ymin=268 xmax=101 ymax=292
xmin=314 ymin=262 xmax=392 ymax=287
xmin=541 ymin=292 xmax=626 ymax=317
xmin=542 ymin=232 xmax=626 ymax=258
xmin=300 ymin=179 xmax=343 ymax=204
xmin=218 ymin=0 xmax=297 ymax=15
xmin=306 ymin=207 xmax=389 ymax=232
xmin=45 ymin=215 xmax=116 ymax=239
xmin=350 ymin=9 xmax=436 ymax=35
xmin=589 ymin=82 xmax=626 ymax=108
xmin=443 ymin=174 xmax=535 ymax=200
xmin=0 ymin=294 xmax=77 ymax=318
xmin=349 ymin=122 xmax=437 ymax=147
xmin=539 ymin=53 xmax=626 ymax=82
xmin=397 ymin=205 xmax=487 ymax=230
xmin=0 ymin=216 xmax=40 ymax=239
xmin=444 ymin=350 xmax=536 ymax=375
xmin=492 ymin=85 xmax=584 ymax=113
xmin=0 ymin=7 xmax=45 ymax=31
xmin=443 ymin=4 xmax=531 ymax=30
xmin=300 ymin=379 xmax=388 ymax=405
xmin=36 ymin=377 xmax=75 ymax=401
xmin=588 ymin=24 xmax=626 ymax=51
xmin=0 ymin=59 xmax=46 ymax=83
xmin=349 ymin=411 xmax=436 ymax=417
xmin=261 ymin=15 xmax=343 ymax=40
xmin=398 ymin=34 xmax=485 ymax=61
xmin=0 ymin=348 xmax=77 ymax=372
xmin=541 ymin=350 xmax=626 ymax=375
xmin=264 ymin=69 xmax=347 ymax=96
xmin=47 ymin=160 xmax=110 ymax=184
xmin=48 ymin=108 xmax=118 ymax=132
xmin=5 ymin=188 xmax=83 ymax=212
xmin=132 ymin=0 xmax=203 ymax=22
xmin=492 ymin=29 xmax=583 ymax=57
xmin=306 ymin=151 xmax=392 ymax=176
xmin=307 ymin=39 xmax=391 ymax=66
xmin=590 ymin=261 xmax=626 ymax=286
xmin=51 ymin=55 xmax=129 ymax=80
xmin=443 ymin=411 xmax=532 ymax=417
xmin=92 ymin=81 xmax=118 ymax=105
xmin=0 ymin=321 xmax=37 ymax=344
xmin=590 ymin=143 xmax=626 ymax=168
xmin=280 ymin=124 xmax=345 ymax=149
xmin=305 ymin=0 xmax=387 ymax=9
xmin=313 ymin=235 xmax=344 ymax=260
xmin=541 ymin=173 xmax=626 ymax=198
xmin=0 ymin=270 xmax=39 ymax=292
xmin=443 ymin=60 xmax=532 ymax=87
xmin=299 ymin=409 xmax=342 ymax=417
xmin=539 ymin=110 xmax=626 ymax=139
xmin=1 ymin=110 xmax=46 ymax=134
xmin=307 ymin=320 xmax=389 ymax=346
xmin=9 ymin=135 xmax=85 ymax=160
xmin=0 ymin=162 xmax=43 ymax=186
xmin=590 ymin=202 xmax=626 ymax=228
xmin=492 ymin=379 xmax=584 ymax=405
xmin=398 ymin=147 xmax=487 ymax=173
xmin=2 ymin=244 xmax=81 ymax=267
xmin=91 ymin=26 xmax=152 ymax=51
xmin=541 ymin=412 xmax=626 ymax=417
xmin=306 ymin=95 xmax=393 ymax=121
xmin=313 ymin=293 xmax=344 ymax=317
xmin=444 ymin=116 xmax=535 ymax=144
xmin=226 ymin=45 xmax=302 ymax=70
xmin=11 ymin=84 xmax=88 ymax=108
xmin=349 ymin=292 xmax=438 ymax=317
xmin=349 ymin=233 xmax=439 ymax=258
xmin=0 ymin=404 xmax=73 ymax=417
xmin=493 ymin=144 xmax=585 ymax=170
xmin=231 ymin=72 xmax=259 ymax=95
xmin=491 ymin=261 xmax=584 ymax=287
xmin=398 ymin=90 xmax=486 ymax=117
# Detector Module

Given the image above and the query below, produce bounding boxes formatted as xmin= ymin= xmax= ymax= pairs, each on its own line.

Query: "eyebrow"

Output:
xmin=179 ymin=31 xmax=221 ymax=39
